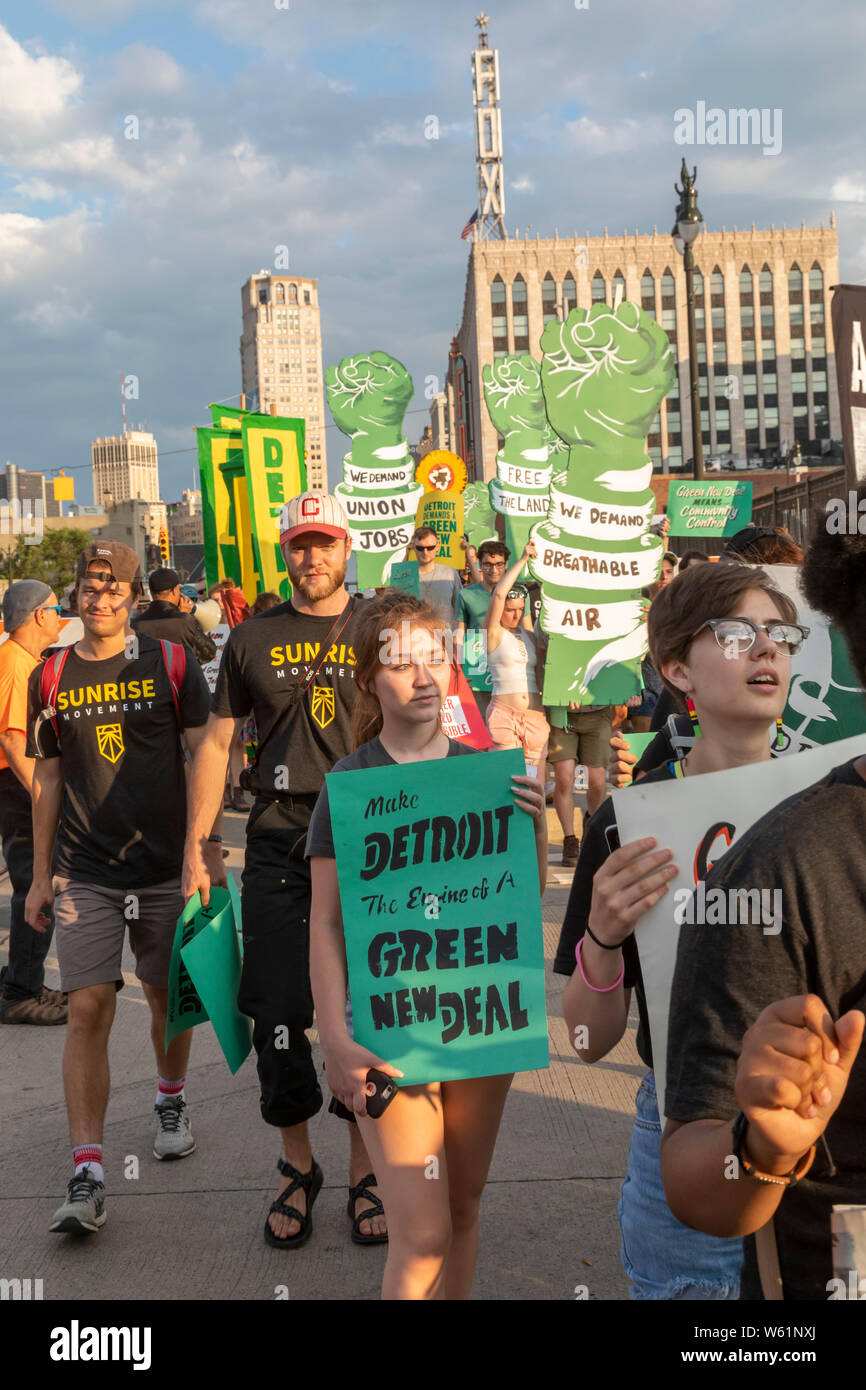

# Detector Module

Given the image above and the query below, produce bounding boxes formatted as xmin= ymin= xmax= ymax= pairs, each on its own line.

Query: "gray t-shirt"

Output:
xmin=306 ymin=734 xmax=477 ymax=859
xmin=418 ymin=564 xmax=462 ymax=624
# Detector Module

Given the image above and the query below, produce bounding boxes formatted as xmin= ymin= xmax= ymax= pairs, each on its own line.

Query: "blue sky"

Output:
xmin=1 ymin=0 xmax=864 ymax=504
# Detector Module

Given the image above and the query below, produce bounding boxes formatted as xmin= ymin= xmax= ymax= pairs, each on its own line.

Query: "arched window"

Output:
xmin=788 ymin=264 xmax=802 ymax=296
xmin=759 ymin=265 xmax=773 ymax=296
xmin=809 ymin=263 xmax=824 ymax=294
xmin=563 ymin=274 xmax=577 ymax=314
xmin=693 ymin=269 xmax=704 ymax=298
xmin=542 ymin=272 xmax=557 ymax=323
xmin=710 ymin=266 xmax=724 ymax=297
xmin=611 ymin=269 xmax=626 ymax=305
xmin=661 ymin=268 xmax=675 ymax=300
xmin=590 ymin=272 xmax=605 ymax=302
xmin=739 ymin=266 xmax=753 ymax=298
xmin=288 ymin=283 xmax=298 ymax=303
xmin=512 ymin=274 xmax=529 ymax=350
xmin=491 ymin=276 xmax=507 ymax=354
xmin=640 ymin=269 xmax=655 ymax=301
xmin=274 ymin=283 xmax=285 ymax=302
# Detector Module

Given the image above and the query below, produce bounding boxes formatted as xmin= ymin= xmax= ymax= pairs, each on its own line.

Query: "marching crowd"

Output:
xmin=0 ymin=484 xmax=863 ymax=1302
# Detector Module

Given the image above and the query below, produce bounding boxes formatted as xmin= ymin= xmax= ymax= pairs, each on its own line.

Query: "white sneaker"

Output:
xmin=153 ymin=1098 xmax=196 ymax=1160
xmin=50 ymin=1167 xmax=106 ymax=1234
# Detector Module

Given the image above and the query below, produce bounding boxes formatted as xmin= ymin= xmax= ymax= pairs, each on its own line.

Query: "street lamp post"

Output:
xmin=672 ymin=160 xmax=705 ymax=481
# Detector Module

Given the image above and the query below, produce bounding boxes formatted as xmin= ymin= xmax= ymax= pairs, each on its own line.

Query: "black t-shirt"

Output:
xmin=212 ymin=598 xmax=362 ymax=798
xmin=306 ymin=735 xmax=477 ymax=859
xmin=665 ymin=757 xmax=866 ymax=1301
xmin=553 ymin=764 xmax=677 ymax=1068
xmin=26 ymin=634 xmax=211 ymax=888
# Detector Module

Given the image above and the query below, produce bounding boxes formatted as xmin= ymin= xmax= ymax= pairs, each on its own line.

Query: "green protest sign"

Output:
xmin=326 ymin=351 xmax=424 ymax=589
xmin=327 ymin=748 xmax=549 ymax=1085
xmin=667 ymin=479 xmax=752 ymax=537
xmin=165 ymin=880 xmax=251 ymax=1075
xmin=388 ymin=561 xmax=421 ymax=597
xmin=620 ymin=730 xmax=655 ymax=779
xmin=530 ymin=302 xmax=675 ymax=707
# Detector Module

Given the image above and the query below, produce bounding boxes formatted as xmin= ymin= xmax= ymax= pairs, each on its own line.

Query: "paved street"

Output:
xmin=0 ymin=802 xmax=641 ymax=1302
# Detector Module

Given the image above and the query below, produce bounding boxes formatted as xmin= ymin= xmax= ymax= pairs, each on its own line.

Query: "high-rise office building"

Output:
xmin=91 ymin=430 xmax=159 ymax=509
xmin=239 ymin=273 xmax=327 ymax=491
xmin=0 ymin=463 xmax=60 ymax=517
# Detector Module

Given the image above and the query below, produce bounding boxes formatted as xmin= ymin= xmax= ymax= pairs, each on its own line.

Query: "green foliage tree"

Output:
xmin=4 ymin=529 xmax=93 ymax=595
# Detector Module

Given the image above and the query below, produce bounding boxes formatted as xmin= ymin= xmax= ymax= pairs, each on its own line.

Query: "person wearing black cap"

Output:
xmin=135 ymin=567 xmax=217 ymax=666
xmin=23 ymin=541 xmax=218 ymax=1236
xmin=0 ymin=580 xmax=66 ymax=1025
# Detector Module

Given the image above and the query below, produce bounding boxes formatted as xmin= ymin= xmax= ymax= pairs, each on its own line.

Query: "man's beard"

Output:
xmin=289 ymin=558 xmax=347 ymax=602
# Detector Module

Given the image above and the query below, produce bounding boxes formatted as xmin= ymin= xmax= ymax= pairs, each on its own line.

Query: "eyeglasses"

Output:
xmin=415 ymin=544 xmax=437 ymax=553
xmin=39 ymin=604 xmax=62 ymax=614
xmin=693 ymin=618 xmax=810 ymax=655
xmin=481 ymin=560 xmax=506 ymax=569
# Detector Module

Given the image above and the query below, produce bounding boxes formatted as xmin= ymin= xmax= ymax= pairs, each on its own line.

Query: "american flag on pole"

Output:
xmin=460 ymin=210 xmax=479 ymax=240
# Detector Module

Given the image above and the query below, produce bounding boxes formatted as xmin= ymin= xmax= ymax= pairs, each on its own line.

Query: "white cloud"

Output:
xmin=510 ymin=176 xmax=535 ymax=194
xmin=0 ymin=209 xmax=93 ymax=284
xmin=831 ymin=175 xmax=866 ymax=203
xmin=110 ymin=43 xmax=185 ymax=96
xmin=16 ymin=289 xmax=92 ymax=336
xmin=0 ymin=25 xmax=82 ymax=125
xmin=10 ymin=177 xmax=66 ymax=201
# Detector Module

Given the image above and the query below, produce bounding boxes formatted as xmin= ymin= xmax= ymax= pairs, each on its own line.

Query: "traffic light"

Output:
xmin=159 ymin=528 xmax=170 ymax=566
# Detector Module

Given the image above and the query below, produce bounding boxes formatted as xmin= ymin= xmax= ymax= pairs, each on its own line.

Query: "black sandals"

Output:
xmin=263 ymin=1156 xmax=323 ymax=1249
xmin=347 ymin=1172 xmax=388 ymax=1246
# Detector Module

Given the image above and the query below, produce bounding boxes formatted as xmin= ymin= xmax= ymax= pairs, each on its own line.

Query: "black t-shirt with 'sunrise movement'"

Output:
xmin=665 ymin=757 xmax=866 ymax=1301
xmin=212 ymin=598 xmax=363 ymax=798
xmin=26 ymin=634 xmax=211 ymax=888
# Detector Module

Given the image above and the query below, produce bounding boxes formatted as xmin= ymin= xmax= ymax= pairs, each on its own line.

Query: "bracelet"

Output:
xmin=575 ymin=937 xmax=625 ymax=993
xmin=732 ymin=1111 xmax=817 ymax=1187
xmin=207 ymin=834 xmax=223 ymax=844
xmin=585 ymin=922 xmax=625 ymax=951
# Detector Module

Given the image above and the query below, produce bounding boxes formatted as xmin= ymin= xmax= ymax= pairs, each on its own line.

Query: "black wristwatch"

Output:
xmin=731 ymin=1111 xmax=815 ymax=1187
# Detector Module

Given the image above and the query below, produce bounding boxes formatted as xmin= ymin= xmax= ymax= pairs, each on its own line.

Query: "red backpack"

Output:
xmin=39 ymin=638 xmax=187 ymax=746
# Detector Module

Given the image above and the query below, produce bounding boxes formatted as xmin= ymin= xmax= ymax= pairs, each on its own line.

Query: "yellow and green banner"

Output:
xmin=196 ymin=408 xmax=306 ymax=601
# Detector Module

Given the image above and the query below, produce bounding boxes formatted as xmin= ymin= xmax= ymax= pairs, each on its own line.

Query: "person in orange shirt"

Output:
xmin=0 ymin=580 xmax=66 ymax=1024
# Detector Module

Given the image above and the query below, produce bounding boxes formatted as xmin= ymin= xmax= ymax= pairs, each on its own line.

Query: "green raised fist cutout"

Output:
xmin=532 ymin=301 xmax=676 ymax=705
xmin=482 ymin=354 xmax=558 ymax=565
xmin=328 ymin=350 xmax=422 ymax=588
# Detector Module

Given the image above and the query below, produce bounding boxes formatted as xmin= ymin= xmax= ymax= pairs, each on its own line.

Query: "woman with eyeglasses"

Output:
xmin=556 ymin=561 xmax=809 ymax=1300
xmin=481 ymin=541 xmax=550 ymax=774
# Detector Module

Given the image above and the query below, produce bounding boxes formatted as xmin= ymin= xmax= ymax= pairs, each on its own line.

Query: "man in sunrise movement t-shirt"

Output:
xmin=182 ymin=493 xmax=387 ymax=1249
xmin=24 ymin=542 xmax=215 ymax=1237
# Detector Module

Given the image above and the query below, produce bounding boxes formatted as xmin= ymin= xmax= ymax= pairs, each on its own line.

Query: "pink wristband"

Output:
xmin=575 ymin=936 xmax=625 ymax=993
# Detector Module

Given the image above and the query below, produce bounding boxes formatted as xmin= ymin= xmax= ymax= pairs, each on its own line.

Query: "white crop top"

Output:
xmin=487 ymin=628 xmax=539 ymax=696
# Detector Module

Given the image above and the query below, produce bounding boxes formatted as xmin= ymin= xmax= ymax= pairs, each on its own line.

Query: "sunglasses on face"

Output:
xmin=505 ymin=586 xmax=527 ymax=601
xmin=693 ymin=617 xmax=810 ymax=655
xmin=415 ymin=544 xmax=437 ymax=552
xmin=39 ymin=604 xmax=62 ymax=614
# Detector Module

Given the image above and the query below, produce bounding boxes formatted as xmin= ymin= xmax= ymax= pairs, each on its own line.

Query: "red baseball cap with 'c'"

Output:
xmin=279 ymin=492 xmax=349 ymax=544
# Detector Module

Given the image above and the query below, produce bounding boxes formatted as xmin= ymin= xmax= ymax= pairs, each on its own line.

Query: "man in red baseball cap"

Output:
xmin=182 ymin=494 xmax=389 ymax=1248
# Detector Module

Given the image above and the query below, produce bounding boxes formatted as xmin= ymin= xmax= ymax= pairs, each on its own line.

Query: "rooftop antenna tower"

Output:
xmin=471 ymin=13 xmax=507 ymax=240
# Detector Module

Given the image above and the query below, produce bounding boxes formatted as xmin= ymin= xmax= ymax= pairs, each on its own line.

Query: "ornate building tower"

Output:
xmin=472 ymin=13 xmax=507 ymax=241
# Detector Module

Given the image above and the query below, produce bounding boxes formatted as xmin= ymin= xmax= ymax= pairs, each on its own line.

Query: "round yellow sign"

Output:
xmin=415 ymin=450 xmax=468 ymax=495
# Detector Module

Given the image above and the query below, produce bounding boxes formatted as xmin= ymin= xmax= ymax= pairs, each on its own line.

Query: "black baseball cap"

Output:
xmin=148 ymin=567 xmax=180 ymax=594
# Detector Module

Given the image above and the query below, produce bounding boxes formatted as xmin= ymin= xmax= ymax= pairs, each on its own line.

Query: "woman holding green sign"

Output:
xmin=308 ymin=590 xmax=547 ymax=1300
xmin=557 ymin=561 xmax=807 ymax=1300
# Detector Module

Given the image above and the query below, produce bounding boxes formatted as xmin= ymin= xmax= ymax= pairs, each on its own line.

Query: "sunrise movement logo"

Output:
xmin=96 ymin=723 xmax=124 ymax=764
xmin=311 ymin=687 xmax=335 ymax=730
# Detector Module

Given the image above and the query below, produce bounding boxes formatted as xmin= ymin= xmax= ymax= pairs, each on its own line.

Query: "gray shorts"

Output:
xmin=52 ymin=876 xmax=183 ymax=994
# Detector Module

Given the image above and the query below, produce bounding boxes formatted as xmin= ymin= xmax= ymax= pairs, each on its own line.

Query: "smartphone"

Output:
xmin=364 ymin=1068 xmax=398 ymax=1119
xmin=604 ymin=823 xmax=621 ymax=855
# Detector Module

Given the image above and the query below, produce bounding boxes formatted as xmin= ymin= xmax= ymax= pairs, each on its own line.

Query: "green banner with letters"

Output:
xmin=667 ymin=479 xmax=753 ymax=537
xmin=327 ymin=748 xmax=549 ymax=1085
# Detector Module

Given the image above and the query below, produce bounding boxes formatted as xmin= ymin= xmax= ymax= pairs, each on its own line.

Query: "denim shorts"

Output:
xmin=619 ymin=1070 xmax=743 ymax=1300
